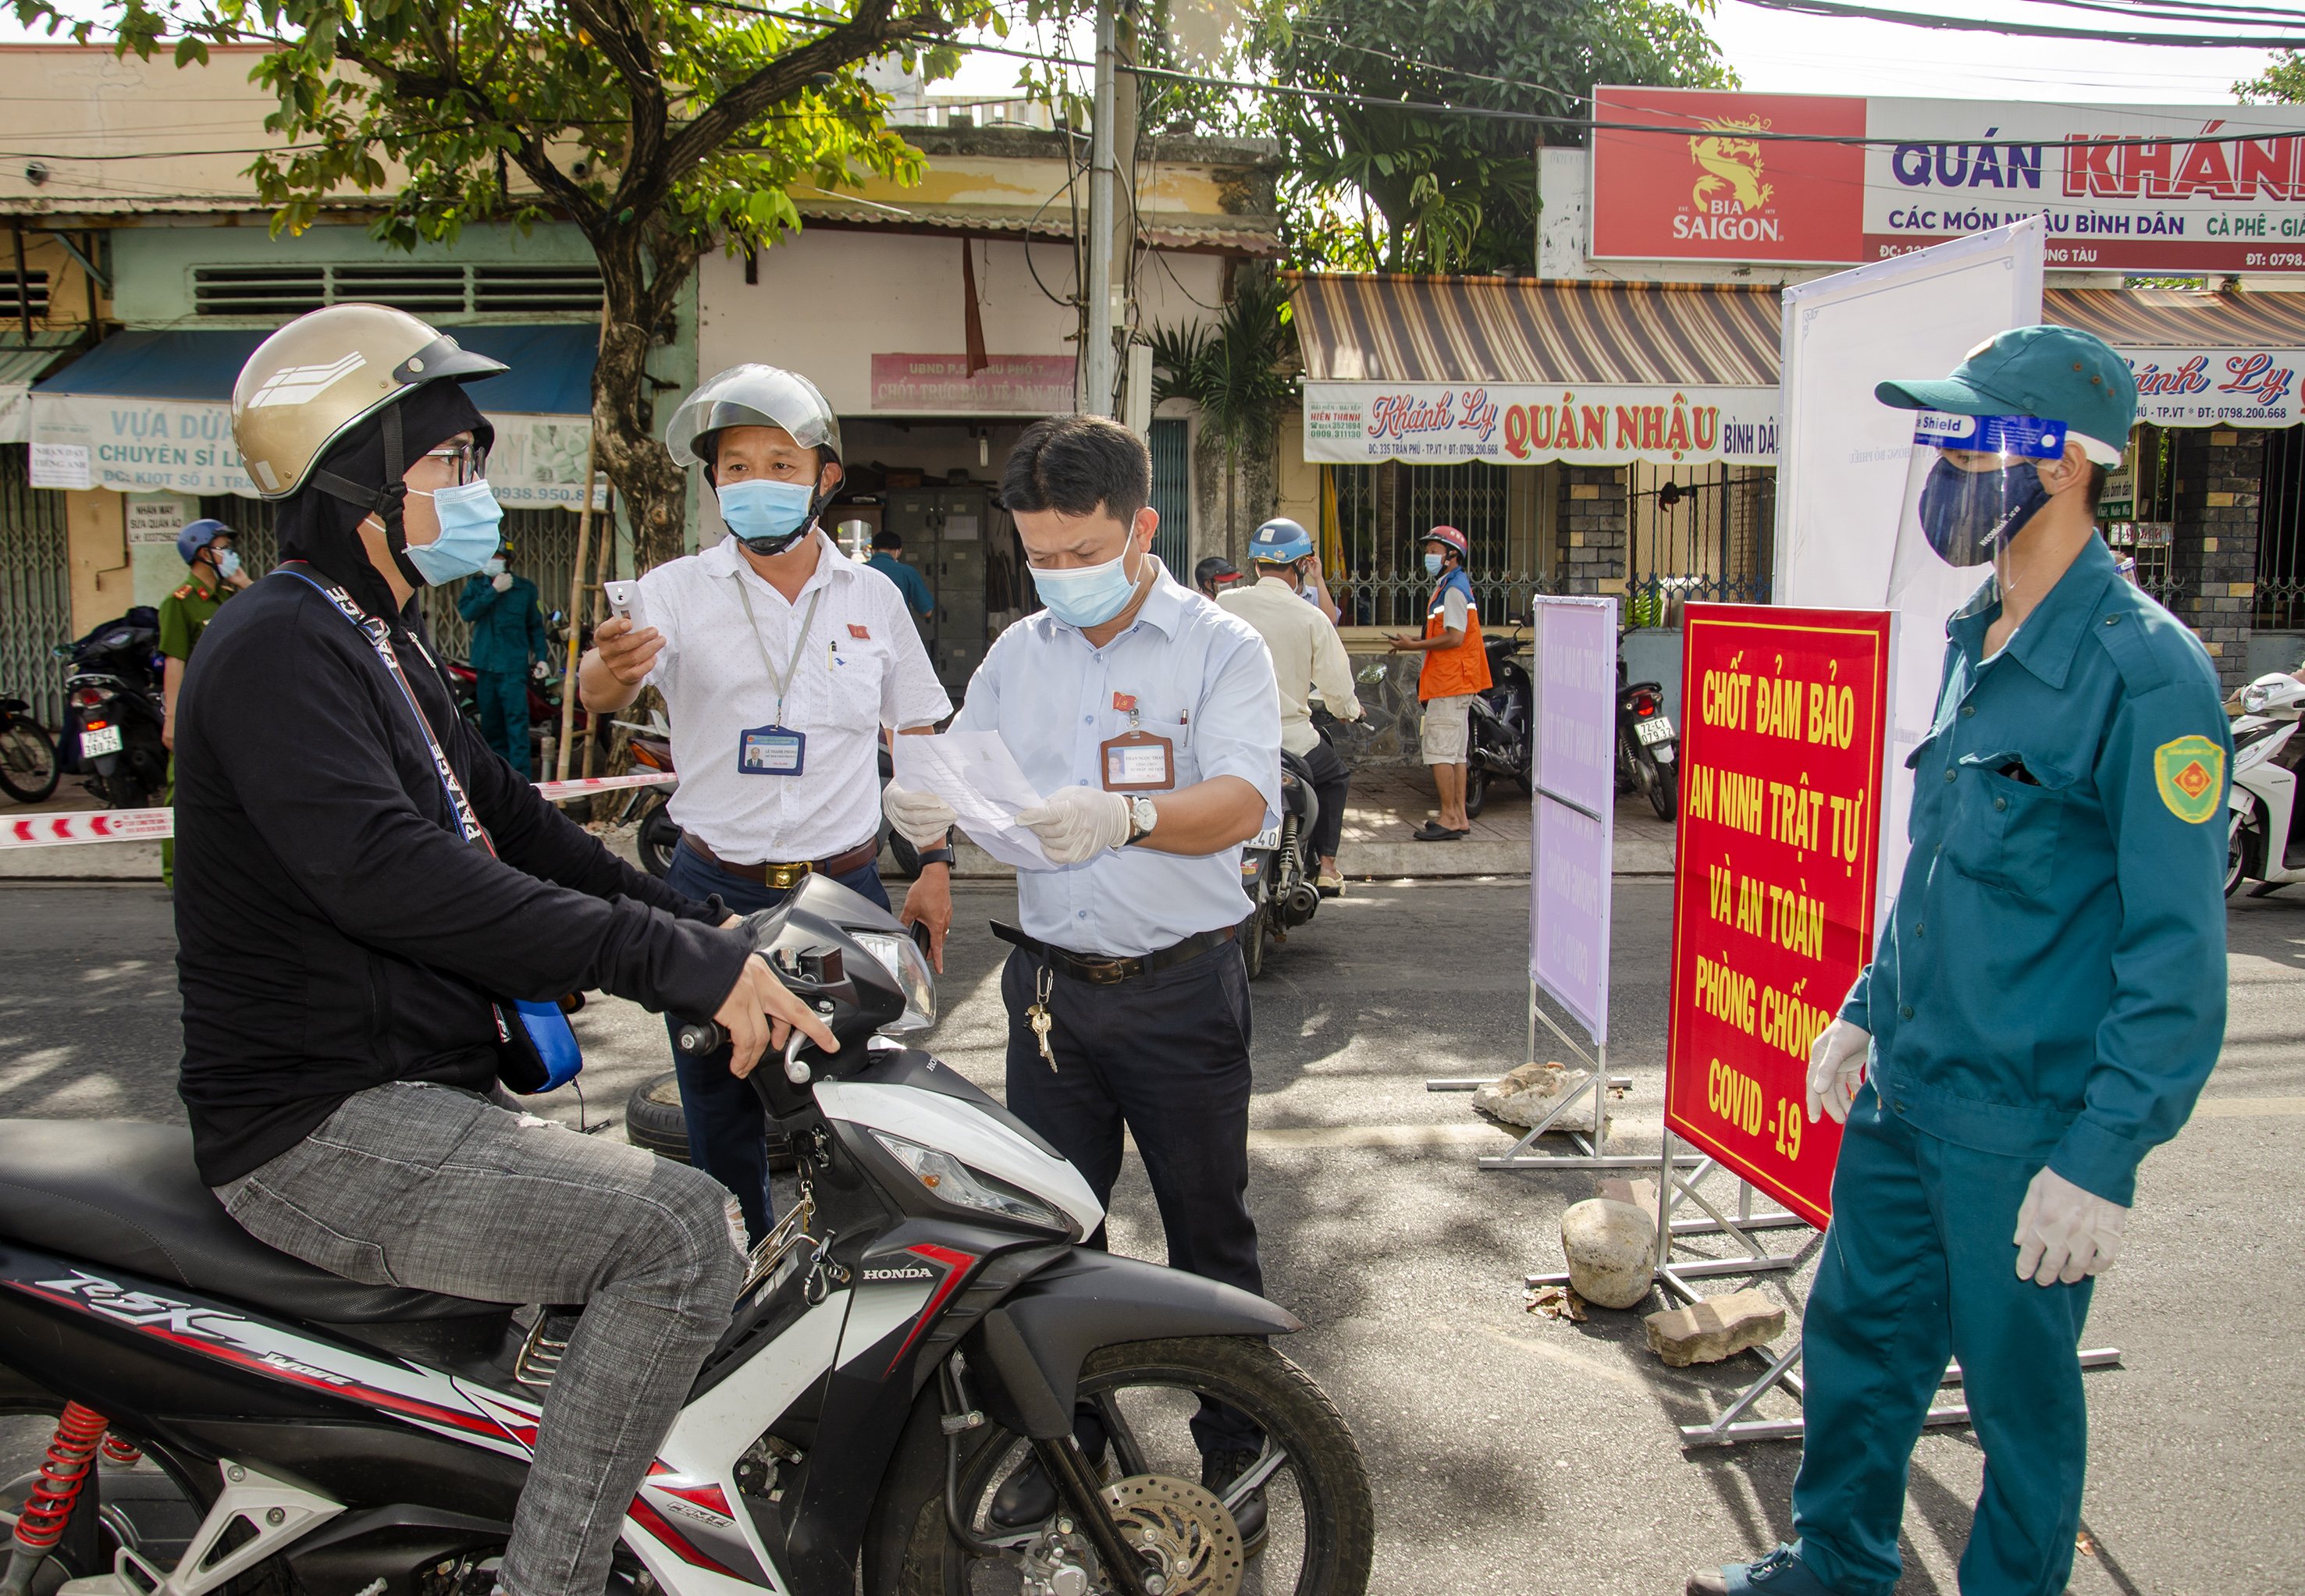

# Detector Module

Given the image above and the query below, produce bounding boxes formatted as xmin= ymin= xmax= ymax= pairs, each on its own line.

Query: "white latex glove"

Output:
xmin=493 ymin=571 xmax=514 ymax=592
xmin=2012 ymin=1168 xmax=2129 ymax=1286
xmin=1805 ymin=1018 xmax=1869 ymax=1124
xmin=881 ymin=780 xmax=957 ymax=848
xmin=1016 ymin=784 xmax=1131 ymax=865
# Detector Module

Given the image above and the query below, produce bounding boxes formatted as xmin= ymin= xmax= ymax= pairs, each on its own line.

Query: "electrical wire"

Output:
xmin=1730 ymin=0 xmax=2305 ymax=45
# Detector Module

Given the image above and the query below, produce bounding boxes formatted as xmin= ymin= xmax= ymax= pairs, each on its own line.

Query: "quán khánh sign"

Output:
xmin=1300 ymin=382 xmax=1777 ymax=467
xmin=1665 ymin=604 xmax=1893 ymax=1228
xmin=1594 ymin=87 xmax=2305 ymax=275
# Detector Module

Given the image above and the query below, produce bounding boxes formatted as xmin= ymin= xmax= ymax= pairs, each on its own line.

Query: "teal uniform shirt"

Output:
xmin=866 ymin=551 xmax=935 ymax=620
xmin=457 ymin=573 xmax=550 ymax=675
xmin=1842 ymin=534 xmax=2231 ymax=1207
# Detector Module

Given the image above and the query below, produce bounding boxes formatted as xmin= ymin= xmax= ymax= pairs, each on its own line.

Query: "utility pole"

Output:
xmin=1081 ymin=0 xmax=1118 ymax=419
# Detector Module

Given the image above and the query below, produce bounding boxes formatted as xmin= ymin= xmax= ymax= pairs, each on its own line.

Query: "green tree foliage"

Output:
xmin=11 ymin=0 xmax=1048 ymax=567
xmin=1246 ymin=0 xmax=1733 ymax=274
xmin=2238 ymin=52 xmax=2305 ymax=103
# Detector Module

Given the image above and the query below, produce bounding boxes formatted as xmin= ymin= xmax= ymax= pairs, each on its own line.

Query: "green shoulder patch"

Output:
xmin=2154 ymin=734 xmax=2224 ymax=824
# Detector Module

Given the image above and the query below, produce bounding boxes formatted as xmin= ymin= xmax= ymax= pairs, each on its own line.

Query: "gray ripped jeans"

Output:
xmin=216 ymin=1082 xmax=743 ymax=1596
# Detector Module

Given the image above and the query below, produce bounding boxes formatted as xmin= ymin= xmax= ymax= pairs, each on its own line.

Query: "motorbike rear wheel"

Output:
xmin=0 ymin=719 xmax=60 ymax=804
xmin=1240 ymin=908 xmax=1268 ymax=980
xmin=1463 ymin=765 xmax=1487 ymax=820
xmin=1644 ymin=753 xmax=1678 ymax=822
xmin=897 ymin=1335 xmax=1375 ymax=1596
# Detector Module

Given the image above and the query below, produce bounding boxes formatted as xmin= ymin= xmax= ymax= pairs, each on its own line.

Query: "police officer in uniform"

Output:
xmin=881 ymin=414 xmax=1282 ymax=1532
xmin=1688 ymin=328 xmax=2231 ymax=1596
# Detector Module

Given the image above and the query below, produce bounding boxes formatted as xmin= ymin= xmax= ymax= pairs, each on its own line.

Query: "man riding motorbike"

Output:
xmin=175 ymin=304 xmax=834 ymax=1596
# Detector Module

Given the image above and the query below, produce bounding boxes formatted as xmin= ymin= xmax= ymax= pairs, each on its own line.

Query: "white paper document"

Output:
xmin=891 ymin=731 xmax=1055 ymax=871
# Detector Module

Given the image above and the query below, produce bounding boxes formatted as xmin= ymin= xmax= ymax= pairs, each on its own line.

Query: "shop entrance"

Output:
xmin=831 ymin=420 xmax=1033 ymax=698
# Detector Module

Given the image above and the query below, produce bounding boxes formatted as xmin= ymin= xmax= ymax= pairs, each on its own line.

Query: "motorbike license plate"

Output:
xmin=1634 ymin=716 xmax=1675 ymax=747
xmin=1248 ymin=826 xmax=1282 ymax=851
xmin=80 ymin=724 xmax=123 ymax=758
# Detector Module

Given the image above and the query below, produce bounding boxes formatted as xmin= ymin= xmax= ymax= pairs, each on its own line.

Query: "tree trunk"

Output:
xmin=585 ymin=228 xmax=697 ymax=574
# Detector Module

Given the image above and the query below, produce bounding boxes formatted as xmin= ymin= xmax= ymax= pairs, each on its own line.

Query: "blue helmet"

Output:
xmin=1249 ymin=517 xmax=1314 ymax=566
xmin=176 ymin=518 xmax=231 ymax=565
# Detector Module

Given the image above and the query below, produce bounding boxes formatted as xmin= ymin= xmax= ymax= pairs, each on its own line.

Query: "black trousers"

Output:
xmin=1299 ymin=733 xmax=1350 ymax=862
xmin=1001 ymin=940 xmax=1265 ymax=1454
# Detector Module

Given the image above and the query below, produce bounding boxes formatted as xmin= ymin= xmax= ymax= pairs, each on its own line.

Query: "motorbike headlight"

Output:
xmin=2245 ymin=684 xmax=2271 ymax=715
xmin=870 ymin=1130 xmax=1068 ymax=1233
xmin=853 ymin=930 xmax=937 ymax=1034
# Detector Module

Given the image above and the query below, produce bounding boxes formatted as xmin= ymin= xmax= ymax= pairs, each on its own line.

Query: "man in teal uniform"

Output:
xmin=457 ymin=538 xmax=550 ymax=776
xmin=867 ymin=528 xmax=936 ymax=623
xmin=1688 ymin=327 xmax=2231 ymax=1596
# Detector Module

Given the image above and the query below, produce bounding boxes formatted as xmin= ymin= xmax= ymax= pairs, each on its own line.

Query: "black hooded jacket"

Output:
xmin=175 ymin=382 xmax=749 ymax=1185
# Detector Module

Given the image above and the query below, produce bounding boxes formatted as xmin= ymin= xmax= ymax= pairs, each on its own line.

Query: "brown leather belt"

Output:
xmin=682 ymin=832 xmax=880 ymax=890
xmin=990 ymin=921 xmax=1238 ymax=985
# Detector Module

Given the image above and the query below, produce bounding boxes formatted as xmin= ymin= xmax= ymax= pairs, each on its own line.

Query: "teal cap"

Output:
xmin=1876 ymin=324 xmax=2135 ymax=464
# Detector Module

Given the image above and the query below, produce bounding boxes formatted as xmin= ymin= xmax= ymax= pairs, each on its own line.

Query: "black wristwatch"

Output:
xmin=915 ymin=846 xmax=956 ymax=869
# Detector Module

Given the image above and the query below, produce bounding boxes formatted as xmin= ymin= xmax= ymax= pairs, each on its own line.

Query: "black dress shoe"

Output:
xmin=1200 ymin=1448 xmax=1268 ymax=1553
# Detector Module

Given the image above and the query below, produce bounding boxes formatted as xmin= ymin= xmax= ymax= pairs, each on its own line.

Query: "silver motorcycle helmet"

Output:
xmin=664 ymin=364 xmax=843 ymax=475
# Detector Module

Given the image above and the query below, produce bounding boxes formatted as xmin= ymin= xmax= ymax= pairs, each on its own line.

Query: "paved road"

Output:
xmin=0 ymin=877 xmax=2296 ymax=1595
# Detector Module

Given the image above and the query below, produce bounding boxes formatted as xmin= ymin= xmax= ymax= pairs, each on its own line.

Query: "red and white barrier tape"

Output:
xmin=1 ymin=772 xmax=674 ymax=849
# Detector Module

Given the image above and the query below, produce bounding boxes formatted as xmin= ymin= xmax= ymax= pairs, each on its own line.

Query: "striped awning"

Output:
xmin=1287 ymin=273 xmax=1783 ymax=389
xmin=2044 ymin=286 xmax=2305 ymax=352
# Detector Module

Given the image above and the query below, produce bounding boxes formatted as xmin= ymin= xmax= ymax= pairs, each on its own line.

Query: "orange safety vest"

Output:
xmin=1418 ymin=568 xmax=1492 ymax=701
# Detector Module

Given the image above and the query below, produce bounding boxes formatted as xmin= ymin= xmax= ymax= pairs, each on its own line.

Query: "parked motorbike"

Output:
xmin=0 ymin=877 xmax=1374 ymax=1596
xmin=2227 ymin=670 xmax=2305 ymax=897
xmin=1615 ymin=655 xmax=1680 ymax=822
xmin=1464 ymin=621 xmax=1534 ymax=821
xmin=1240 ymin=748 xmax=1323 ymax=979
xmin=0 ymin=696 xmax=60 ymax=804
xmin=52 ymin=610 xmax=168 ymax=809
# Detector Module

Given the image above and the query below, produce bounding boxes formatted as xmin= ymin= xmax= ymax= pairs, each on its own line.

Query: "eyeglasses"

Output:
xmin=423 ymin=442 xmax=489 ymax=485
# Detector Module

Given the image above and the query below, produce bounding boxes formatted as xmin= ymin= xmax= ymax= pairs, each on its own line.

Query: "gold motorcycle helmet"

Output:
xmin=232 ymin=304 xmax=505 ymax=499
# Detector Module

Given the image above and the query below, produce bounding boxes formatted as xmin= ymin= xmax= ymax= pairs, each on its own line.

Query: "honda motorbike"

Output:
xmin=1239 ymin=748 xmax=1322 ymax=980
xmin=0 ymin=878 xmax=1373 ymax=1596
xmin=2228 ymin=670 xmax=2305 ymax=898
xmin=1615 ymin=656 xmax=1679 ymax=823
xmin=52 ymin=610 xmax=168 ymax=810
xmin=1463 ymin=624 xmax=1533 ymax=822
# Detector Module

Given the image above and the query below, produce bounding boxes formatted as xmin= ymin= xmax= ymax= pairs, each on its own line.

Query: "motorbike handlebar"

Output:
xmin=675 ymin=1018 xmax=724 ymax=1056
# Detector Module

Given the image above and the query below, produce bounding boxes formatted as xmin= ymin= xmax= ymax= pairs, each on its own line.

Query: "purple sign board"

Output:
xmin=1530 ymin=595 xmax=1618 ymax=1043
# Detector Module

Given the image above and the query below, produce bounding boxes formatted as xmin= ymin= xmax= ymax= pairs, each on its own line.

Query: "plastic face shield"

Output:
xmin=1887 ymin=411 xmax=2069 ymax=608
xmin=664 ymin=364 xmax=842 ymax=468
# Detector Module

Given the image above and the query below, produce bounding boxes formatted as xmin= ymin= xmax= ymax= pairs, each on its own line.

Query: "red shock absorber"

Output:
xmin=98 ymin=1436 xmax=141 ymax=1468
xmin=11 ymin=1403 xmax=108 ymax=1554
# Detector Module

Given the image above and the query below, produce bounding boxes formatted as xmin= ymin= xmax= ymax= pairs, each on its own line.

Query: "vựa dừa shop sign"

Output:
xmin=1300 ymin=382 xmax=1779 ymax=467
xmin=1593 ymin=87 xmax=2305 ymax=274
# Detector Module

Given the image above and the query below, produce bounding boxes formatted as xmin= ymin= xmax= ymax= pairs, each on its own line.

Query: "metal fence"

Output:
xmin=1326 ymin=461 xmax=1546 ymax=628
xmin=1626 ymin=464 xmax=1773 ymax=624
xmin=0 ymin=446 xmax=72 ymax=727
xmin=2256 ymin=425 xmax=2305 ymax=631
xmin=2105 ymin=425 xmax=2182 ymax=610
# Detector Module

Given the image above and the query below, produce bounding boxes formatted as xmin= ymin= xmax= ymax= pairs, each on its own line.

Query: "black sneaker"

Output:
xmin=1200 ymin=1448 xmax=1268 ymax=1554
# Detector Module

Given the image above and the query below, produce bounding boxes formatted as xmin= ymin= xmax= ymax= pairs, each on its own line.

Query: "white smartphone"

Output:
xmin=603 ymin=580 xmax=638 ymax=620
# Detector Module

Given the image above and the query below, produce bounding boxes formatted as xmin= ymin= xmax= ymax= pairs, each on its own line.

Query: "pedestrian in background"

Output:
xmin=1193 ymin=554 xmax=1243 ymax=601
xmin=457 ymin=538 xmax=550 ymax=777
xmin=158 ymin=517 xmax=249 ymax=889
xmin=866 ymin=528 xmax=936 ymax=623
xmin=1387 ymin=524 xmax=1489 ymax=841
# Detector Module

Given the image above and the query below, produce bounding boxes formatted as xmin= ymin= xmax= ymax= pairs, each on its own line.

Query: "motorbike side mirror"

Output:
xmin=50 ymin=644 xmax=72 ymax=661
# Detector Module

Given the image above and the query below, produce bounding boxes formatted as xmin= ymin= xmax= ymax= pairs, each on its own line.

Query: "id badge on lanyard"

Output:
xmin=1099 ymin=692 xmax=1176 ymax=792
xmin=735 ymin=580 xmax=822 ymax=778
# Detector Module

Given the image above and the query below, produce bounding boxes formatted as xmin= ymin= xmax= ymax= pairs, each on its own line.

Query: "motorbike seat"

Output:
xmin=0 ymin=1120 xmax=509 ymax=1327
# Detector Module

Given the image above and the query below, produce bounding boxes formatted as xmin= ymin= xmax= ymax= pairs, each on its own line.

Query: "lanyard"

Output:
xmin=734 ymin=574 xmax=824 ymax=729
xmin=277 ymin=565 xmax=496 ymax=856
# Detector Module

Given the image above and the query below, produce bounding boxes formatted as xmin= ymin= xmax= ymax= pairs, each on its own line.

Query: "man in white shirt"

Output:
xmin=1219 ymin=517 xmax=1364 ymax=893
xmin=578 ymin=364 xmax=952 ymax=1239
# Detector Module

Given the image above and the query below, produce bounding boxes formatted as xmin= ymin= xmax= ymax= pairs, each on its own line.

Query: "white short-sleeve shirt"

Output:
xmin=636 ymin=531 xmax=951 ymax=863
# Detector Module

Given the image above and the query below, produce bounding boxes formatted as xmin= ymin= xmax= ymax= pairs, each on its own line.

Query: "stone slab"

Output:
xmin=1643 ymin=1289 xmax=1788 ymax=1368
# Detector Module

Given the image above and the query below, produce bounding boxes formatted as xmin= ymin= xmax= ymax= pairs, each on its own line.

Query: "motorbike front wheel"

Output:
xmin=0 ymin=718 xmax=60 ymax=804
xmin=899 ymin=1335 xmax=1375 ymax=1596
xmin=2228 ymin=807 xmax=2253 ymax=898
xmin=638 ymin=802 xmax=682 ymax=878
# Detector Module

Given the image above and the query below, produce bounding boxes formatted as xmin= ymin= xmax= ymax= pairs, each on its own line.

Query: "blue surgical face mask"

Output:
xmin=1424 ymin=552 xmax=1445 ymax=577
xmin=1916 ymin=456 xmax=2050 ymax=568
xmin=402 ymin=480 xmax=507 ymax=587
xmin=214 ymin=550 xmax=242 ymax=582
xmin=719 ymin=479 xmax=816 ymax=554
xmin=1031 ymin=546 xmax=1144 ymax=629
xmin=482 ymin=556 xmax=506 ymax=578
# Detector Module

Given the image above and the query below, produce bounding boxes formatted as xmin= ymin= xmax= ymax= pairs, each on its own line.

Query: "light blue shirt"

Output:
xmin=954 ymin=560 xmax=1282 ymax=957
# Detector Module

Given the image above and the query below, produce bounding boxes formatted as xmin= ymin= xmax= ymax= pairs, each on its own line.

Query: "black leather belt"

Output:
xmin=991 ymin=921 xmax=1237 ymax=985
